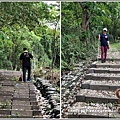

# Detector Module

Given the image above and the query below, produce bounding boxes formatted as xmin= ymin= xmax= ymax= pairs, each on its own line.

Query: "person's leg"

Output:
xmin=27 ymin=66 xmax=31 ymax=81
xmin=104 ymin=46 xmax=108 ymax=62
xmin=101 ymin=46 xmax=104 ymax=62
xmin=23 ymin=67 xmax=27 ymax=82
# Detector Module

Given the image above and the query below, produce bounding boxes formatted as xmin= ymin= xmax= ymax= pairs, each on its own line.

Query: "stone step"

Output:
xmin=85 ymin=73 xmax=120 ymax=80
xmin=68 ymin=114 xmax=108 ymax=118
xmin=0 ymin=91 xmax=14 ymax=96
xmin=0 ymin=77 xmax=14 ymax=81
xmin=0 ymin=109 xmax=42 ymax=118
xmin=0 ymin=70 xmax=21 ymax=76
xmin=12 ymin=100 xmax=31 ymax=105
xmin=76 ymin=89 xmax=118 ymax=103
xmin=33 ymin=115 xmax=43 ymax=118
xmin=1 ymin=86 xmax=15 ymax=92
xmin=30 ymin=101 xmax=38 ymax=106
xmin=30 ymin=97 xmax=37 ymax=101
xmin=88 ymin=68 xmax=120 ymax=74
xmin=0 ymin=109 xmax=11 ymax=115
xmin=68 ymin=111 xmax=120 ymax=118
xmin=11 ymin=103 xmax=39 ymax=110
xmin=12 ymin=97 xmax=30 ymax=101
xmin=2 ymin=82 xmax=15 ymax=86
xmin=33 ymin=110 xmax=42 ymax=116
xmin=12 ymin=105 xmax=32 ymax=110
xmin=0 ymin=115 xmax=11 ymax=118
xmin=91 ymin=61 xmax=120 ymax=68
xmin=0 ymin=74 xmax=20 ymax=77
xmin=95 ymin=64 xmax=120 ymax=68
xmin=0 ymin=97 xmax=12 ymax=103
xmin=11 ymin=109 xmax=33 ymax=117
xmin=10 ymin=110 xmax=42 ymax=118
xmin=81 ymin=80 xmax=120 ymax=90
xmin=67 ymin=102 xmax=120 ymax=118
xmin=32 ymin=105 xmax=40 ymax=110
xmin=97 ymin=58 xmax=120 ymax=61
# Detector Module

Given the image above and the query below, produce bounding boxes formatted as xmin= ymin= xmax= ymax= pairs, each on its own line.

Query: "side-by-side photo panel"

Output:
xmin=0 ymin=2 xmax=60 ymax=118
xmin=61 ymin=2 xmax=120 ymax=118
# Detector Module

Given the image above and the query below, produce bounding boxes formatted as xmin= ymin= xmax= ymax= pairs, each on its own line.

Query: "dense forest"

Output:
xmin=61 ymin=2 xmax=120 ymax=71
xmin=0 ymin=2 xmax=60 ymax=70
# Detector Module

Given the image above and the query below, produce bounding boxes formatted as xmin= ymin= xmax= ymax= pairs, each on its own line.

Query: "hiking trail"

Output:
xmin=62 ymin=48 xmax=120 ymax=118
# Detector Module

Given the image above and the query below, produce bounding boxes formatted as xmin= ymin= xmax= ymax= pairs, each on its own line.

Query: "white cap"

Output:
xmin=103 ymin=28 xmax=107 ymax=31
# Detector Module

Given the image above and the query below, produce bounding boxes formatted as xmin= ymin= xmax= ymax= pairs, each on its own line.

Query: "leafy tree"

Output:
xmin=61 ymin=2 xmax=120 ymax=71
xmin=0 ymin=2 xmax=60 ymax=71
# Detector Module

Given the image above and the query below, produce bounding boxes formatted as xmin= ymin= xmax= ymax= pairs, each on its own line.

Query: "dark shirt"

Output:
xmin=100 ymin=33 xmax=109 ymax=46
xmin=20 ymin=52 xmax=33 ymax=67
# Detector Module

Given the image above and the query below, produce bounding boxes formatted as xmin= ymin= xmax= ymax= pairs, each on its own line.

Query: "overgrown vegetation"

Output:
xmin=0 ymin=101 xmax=10 ymax=109
xmin=61 ymin=2 xmax=120 ymax=71
xmin=34 ymin=66 xmax=60 ymax=92
xmin=110 ymin=43 xmax=120 ymax=49
xmin=0 ymin=2 xmax=60 ymax=71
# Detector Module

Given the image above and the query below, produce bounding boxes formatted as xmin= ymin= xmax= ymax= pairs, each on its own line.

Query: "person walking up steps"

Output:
xmin=20 ymin=48 xmax=33 ymax=82
xmin=98 ymin=28 xmax=110 ymax=63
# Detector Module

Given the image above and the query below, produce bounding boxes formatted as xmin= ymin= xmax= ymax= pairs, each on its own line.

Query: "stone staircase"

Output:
xmin=67 ymin=50 xmax=120 ymax=118
xmin=0 ymin=70 xmax=60 ymax=118
xmin=0 ymin=81 xmax=42 ymax=118
xmin=0 ymin=70 xmax=42 ymax=118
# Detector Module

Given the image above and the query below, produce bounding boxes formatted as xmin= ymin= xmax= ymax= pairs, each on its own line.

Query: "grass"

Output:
xmin=12 ymin=76 xmax=18 ymax=81
xmin=16 ymin=112 xmax=22 ymax=117
xmin=110 ymin=42 xmax=120 ymax=49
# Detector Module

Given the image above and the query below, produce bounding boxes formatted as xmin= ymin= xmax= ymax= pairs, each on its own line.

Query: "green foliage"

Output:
xmin=110 ymin=42 xmax=120 ymax=49
xmin=61 ymin=2 xmax=120 ymax=70
xmin=0 ymin=101 xmax=10 ymax=109
xmin=16 ymin=112 xmax=22 ymax=117
xmin=12 ymin=76 xmax=18 ymax=81
xmin=0 ymin=2 xmax=60 ymax=70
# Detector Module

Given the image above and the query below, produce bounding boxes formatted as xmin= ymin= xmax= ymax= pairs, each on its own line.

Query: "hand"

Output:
xmin=20 ymin=64 xmax=22 ymax=68
xmin=107 ymin=45 xmax=110 ymax=49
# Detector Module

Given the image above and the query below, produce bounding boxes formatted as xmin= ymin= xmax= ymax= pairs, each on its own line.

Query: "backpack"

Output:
xmin=23 ymin=52 xmax=30 ymax=65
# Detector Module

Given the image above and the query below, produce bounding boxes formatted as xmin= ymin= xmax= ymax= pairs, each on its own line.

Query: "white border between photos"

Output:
xmin=60 ymin=1 xmax=62 ymax=119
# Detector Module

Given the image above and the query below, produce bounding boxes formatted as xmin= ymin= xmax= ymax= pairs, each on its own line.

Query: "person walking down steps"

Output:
xmin=20 ymin=48 xmax=33 ymax=82
xmin=98 ymin=28 xmax=110 ymax=63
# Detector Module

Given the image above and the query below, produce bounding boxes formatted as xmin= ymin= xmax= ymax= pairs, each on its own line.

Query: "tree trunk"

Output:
xmin=51 ymin=21 xmax=59 ymax=69
xmin=79 ymin=3 xmax=88 ymax=43
xmin=81 ymin=7 xmax=87 ymax=31
xmin=79 ymin=3 xmax=93 ymax=43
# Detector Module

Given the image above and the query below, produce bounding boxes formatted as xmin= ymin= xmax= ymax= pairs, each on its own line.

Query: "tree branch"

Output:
xmin=86 ymin=14 xmax=93 ymax=28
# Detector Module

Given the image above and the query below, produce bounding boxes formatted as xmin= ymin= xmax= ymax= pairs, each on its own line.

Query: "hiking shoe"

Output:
xmin=104 ymin=59 xmax=106 ymax=62
xmin=101 ymin=60 xmax=104 ymax=63
xmin=26 ymin=80 xmax=30 ymax=82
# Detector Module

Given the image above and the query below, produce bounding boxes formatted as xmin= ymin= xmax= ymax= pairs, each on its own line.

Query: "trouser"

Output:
xmin=101 ymin=46 xmax=108 ymax=60
xmin=22 ymin=66 xmax=31 ymax=82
